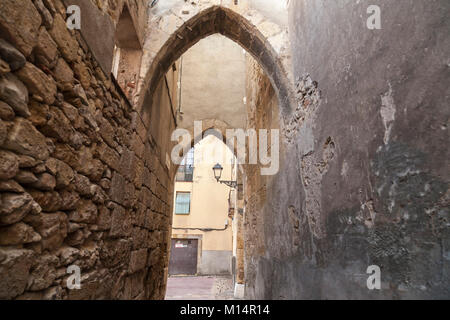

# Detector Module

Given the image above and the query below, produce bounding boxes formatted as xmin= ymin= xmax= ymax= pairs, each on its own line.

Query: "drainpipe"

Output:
xmin=178 ymin=56 xmax=183 ymax=114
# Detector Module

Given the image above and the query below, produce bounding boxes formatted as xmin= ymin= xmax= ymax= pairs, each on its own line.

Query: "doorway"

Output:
xmin=169 ymin=239 xmax=199 ymax=275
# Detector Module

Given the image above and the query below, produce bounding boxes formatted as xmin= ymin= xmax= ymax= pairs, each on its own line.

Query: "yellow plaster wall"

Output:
xmin=172 ymin=135 xmax=235 ymax=252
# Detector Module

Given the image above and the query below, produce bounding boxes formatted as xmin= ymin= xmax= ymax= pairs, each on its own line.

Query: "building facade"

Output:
xmin=169 ymin=135 xmax=236 ymax=276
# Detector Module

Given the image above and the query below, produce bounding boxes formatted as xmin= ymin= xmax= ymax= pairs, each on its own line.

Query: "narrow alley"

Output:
xmin=0 ymin=0 xmax=448 ymax=301
xmin=165 ymin=276 xmax=235 ymax=300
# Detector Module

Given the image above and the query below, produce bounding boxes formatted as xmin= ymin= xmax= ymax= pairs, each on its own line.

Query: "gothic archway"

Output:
xmin=137 ymin=6 xmax=294 ymax=122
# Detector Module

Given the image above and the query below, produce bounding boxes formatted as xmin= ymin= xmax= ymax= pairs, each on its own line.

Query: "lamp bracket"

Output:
xmin=218 ymin=180 xmax=241 ymax=190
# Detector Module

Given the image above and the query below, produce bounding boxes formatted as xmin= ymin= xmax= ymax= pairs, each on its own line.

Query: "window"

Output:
xmin=112 ymin=5 xmax=142 ymax=100
xmin=176 ymin=148 xmax=194 ymax=182
xmin=176 ymin=165 xmax=194 ymax=182
xmin=175 ymin=192 xmax=191 ymax=214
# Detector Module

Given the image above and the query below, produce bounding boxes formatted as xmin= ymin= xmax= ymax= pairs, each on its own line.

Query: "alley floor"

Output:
xmin=165 ymin=276 xmax=235 ymax=300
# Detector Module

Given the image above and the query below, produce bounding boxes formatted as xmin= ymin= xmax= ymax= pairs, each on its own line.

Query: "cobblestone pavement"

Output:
xmin=165 ymin=276 xmax=235 ymax=300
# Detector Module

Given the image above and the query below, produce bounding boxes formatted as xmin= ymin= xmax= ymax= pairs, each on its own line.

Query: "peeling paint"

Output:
xmin=361 ymin=200 xmax=377 ymax=228
xmin=299 ymin=137 xmax=336 ymax=238
xmin=380 ymin=84 xmax=396 ymax=145
xmin=341 ymin=160 xmax=349 ymax=177
xmin=285 ymin=74 xmax=321 ymax=144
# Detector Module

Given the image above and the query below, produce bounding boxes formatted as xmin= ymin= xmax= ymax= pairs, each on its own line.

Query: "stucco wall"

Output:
xmin=177 ymin=34 xmax=247 ymax=129
xmin=243 ymin=0 xmax=449 ymax=299
xmin=198 ymin=250 xmax=232 ymax=275
xmin=172 ymin=135 xmax=234 ymax=275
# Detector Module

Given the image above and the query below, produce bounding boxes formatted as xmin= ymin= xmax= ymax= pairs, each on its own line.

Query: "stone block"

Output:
xmin=0 ymin=39 xmax=26 ymax=71
xmin=34 ymin=27 xmax=59 ymax=67
xmin=24 ymin=211 xmax=68 ymax=250
xmin=4 ymin=118 xmax=50 ymax=160
xmin=15 ymin=62 xmax=57 ymax=105
xmin=0 ymin=192 xmax=33 ymax=226
xmin=109 ymin=205 xmax=131 ymax=238
xmin=0 ymin=0 xmax=42 ymax=56
xmin=129 ymin=248 xmax=148 ymax=273
xmin=28 ymin=190 xmax=62 ymax=213
xmin=0 ymin=248 xmax=34 ymax=299
xmin=45 ymin=157 xmax=75 ymax=189
xmin=68 ymin=199 xmax=97 ymax=223
xmin=26 ymin=254 xmax=58 ymax=291
xmin=54 ymin=59 xmax=75 ymax=90
xmin=49 ymin=14 xmax=78 ymax=62
xmin=0 ymin=73 xmax=30 ymax=117
xmin=0 ymin=150 xmax=19 ymax=180
xmin=0 ymin=222 xmax=41 ymax=245
xmin=0 ymin=101 xmax=15 ymax=120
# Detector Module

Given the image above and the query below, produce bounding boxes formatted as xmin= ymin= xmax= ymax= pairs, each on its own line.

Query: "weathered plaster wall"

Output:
xmin=198 ymin=250 xmax=232 ymax=275
xmin=87 ymin=0 xmax=147 ymax=43
xmin=247 ymin=0 xmax=289 ymax=26
xmin=244 ymin=0 xmax=449 ymax=299
xmin=171 ymin=135 xmax=234 ymax=275
xmin=177 ymin=34 xmax=247 ymax=129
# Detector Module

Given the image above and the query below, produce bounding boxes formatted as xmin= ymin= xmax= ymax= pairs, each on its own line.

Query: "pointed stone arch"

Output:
xmin=170 ymin=118 xmax=248 ymax=181
xmin=136 ymin=5 xmax=295 ymax=125
xmin=131 ymin=4 xmax=295 ymax=299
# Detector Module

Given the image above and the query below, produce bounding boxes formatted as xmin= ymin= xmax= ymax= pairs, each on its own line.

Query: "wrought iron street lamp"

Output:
xmin=212 ymin=163 xmax=241 ymax=189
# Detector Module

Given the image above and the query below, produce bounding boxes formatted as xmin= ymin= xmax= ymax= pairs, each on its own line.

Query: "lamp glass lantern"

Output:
xmin=213 ymin=163 xmax=223 ymax=182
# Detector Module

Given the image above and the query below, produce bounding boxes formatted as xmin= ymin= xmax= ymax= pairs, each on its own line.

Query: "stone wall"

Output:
xmin=243 ymin=55 xmax=281 ymax=299
xmin=245 ymin=0 xmax=449 ymax=299
xmin=0 ymin=0 xmax=447 ymax=301
xmin=137 ymin=2 xmax=294 ymax=120
xmin=0 ymin=0 xmax=173 ymax=300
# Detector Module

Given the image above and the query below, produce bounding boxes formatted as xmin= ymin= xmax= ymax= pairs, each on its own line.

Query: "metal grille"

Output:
xmin=176 ymin=165 xmax=194 ymax=182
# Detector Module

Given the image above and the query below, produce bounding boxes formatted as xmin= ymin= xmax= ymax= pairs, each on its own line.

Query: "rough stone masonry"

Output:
xmin=0 ymin=0 xmax=449 ymax=300
xmin=0 ymin=0 xmax=171 ymax=299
